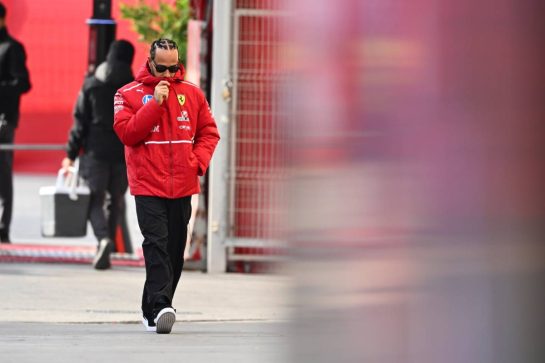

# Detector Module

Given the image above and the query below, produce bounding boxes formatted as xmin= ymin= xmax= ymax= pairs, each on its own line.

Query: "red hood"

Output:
xmin=135 ymin=60 xmax=186 ymax=86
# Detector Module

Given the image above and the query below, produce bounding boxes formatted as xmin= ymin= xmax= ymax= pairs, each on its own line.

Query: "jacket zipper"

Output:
xmin=167 ymin=92 xmax=174 ymax=198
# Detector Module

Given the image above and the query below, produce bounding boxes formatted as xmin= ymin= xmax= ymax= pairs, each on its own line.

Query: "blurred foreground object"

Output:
xmin=283 ymin=0 xmax=545 ymax=362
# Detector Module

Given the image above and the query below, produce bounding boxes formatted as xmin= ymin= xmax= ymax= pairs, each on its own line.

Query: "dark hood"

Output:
xmin=106 ymin=39 xmax=134 ymax=65
xmin=90 ymin=39 xmax=134 ymax=87
xmin=94 ymin=61 xmax=134 ymax=87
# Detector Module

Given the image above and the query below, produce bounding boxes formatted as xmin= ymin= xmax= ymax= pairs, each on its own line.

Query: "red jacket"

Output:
xmin=113 ymin=61 xmax=220 ymax=198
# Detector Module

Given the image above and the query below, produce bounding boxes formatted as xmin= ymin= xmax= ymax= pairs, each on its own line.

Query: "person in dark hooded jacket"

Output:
xmin=0 ymin=2 xmax=31 ymax=243
xmin=62 ymin=39 xmax=135 ymax=270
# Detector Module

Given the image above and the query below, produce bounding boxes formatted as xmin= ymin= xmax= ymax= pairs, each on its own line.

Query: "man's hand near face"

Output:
xmin=154 ymin=80 xmax=170 ymax=105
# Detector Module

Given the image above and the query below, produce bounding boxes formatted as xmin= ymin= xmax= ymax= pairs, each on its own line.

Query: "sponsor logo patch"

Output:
xmin=142 ymin=95 xmax=153 ymax=104
xmin=177 ymin=110 xmax=190 ymax=122
xmin=177 ymin=94 xmax=186 ymax=106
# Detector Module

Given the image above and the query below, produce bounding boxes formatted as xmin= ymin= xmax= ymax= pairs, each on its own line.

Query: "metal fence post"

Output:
xmin=207 ymin=0 xmax=233 ymax=273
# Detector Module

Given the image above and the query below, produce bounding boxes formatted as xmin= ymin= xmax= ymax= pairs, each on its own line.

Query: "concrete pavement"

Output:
xmin=0 ymin=263 xmax=291 ymax=323
xmin=1 ymin=174 xmax=293 ymax=362
xmin=0 ymin=321 xmax=288 ymax=363
xmin=0 ymin=263 xmax=292 ymax=362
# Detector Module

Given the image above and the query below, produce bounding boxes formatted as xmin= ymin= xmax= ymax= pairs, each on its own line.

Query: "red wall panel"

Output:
xmin=4 ymin=0 xmax=160 ymax=173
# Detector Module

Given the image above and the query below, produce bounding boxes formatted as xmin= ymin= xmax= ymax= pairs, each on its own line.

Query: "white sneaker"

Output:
xmin=142 ymin=316 xmax=156 ymax=332
xmin=154 ymin=307 xmax=176 ymax=334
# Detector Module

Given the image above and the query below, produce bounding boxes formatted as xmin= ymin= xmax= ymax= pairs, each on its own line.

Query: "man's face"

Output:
xmin=150 ymin=48 xmax=180 ymax=78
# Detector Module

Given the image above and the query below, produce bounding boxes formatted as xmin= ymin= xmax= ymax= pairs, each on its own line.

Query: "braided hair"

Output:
xmin=150 ymin=38 xmax=178 ymax=60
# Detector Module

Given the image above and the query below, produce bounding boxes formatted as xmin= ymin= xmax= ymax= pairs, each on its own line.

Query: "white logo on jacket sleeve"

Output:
xmin=151 ymin=125 xmax=160 ymax=133
xmin=114 ymin=93 xmax=124 ymax=114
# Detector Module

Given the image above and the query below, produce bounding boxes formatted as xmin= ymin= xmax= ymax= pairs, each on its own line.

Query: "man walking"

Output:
xmin=62 ymin=40 xmax=135 ymax=269
xmin=0 ymin=2 xmax=31 ymax=243
xmin=114 ymin=38 xmax=219 ymax=334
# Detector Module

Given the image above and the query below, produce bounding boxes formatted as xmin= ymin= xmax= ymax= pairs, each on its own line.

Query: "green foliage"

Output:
xmin=119 ymin=0 xmax=191 ymax=63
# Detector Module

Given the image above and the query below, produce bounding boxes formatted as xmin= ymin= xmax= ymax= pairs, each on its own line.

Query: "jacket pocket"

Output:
xmin=188 ymin=150 xmax=199 ymax=171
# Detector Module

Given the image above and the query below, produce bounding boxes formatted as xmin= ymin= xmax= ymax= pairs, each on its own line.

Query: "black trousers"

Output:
xmin=0 ymin=124 xmax=15 ymax=240
xmin=135 ymin=195 xmax=192 ymax=318
xmin=80 ymin=155 xmax=128 ymax=243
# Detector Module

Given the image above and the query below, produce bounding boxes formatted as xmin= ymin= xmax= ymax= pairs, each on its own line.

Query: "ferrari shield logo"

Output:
xmin=177 ymin=94 xmax=186 ymax=106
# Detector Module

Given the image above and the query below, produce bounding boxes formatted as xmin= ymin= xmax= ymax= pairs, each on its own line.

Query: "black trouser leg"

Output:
xmin=106 ymin=163 xmax=128 ymax=241
xmin=0 ymin=125 xmax=14 ymax=240
xmin=137 ymin=196 xmax=171 ymax=318
xmin=136 ymin=195 xmax=191 ymax=318
xmin=81 ymin=156 xmax=110 ymax=242
xmin=169 ymin=196 xmax=192 ymax=297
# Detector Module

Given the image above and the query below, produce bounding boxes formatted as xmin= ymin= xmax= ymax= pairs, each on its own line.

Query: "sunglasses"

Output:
xmin=152 ymin=60 xmax=180 ymax=73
